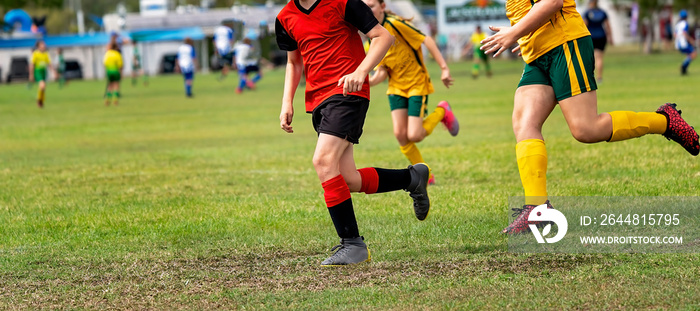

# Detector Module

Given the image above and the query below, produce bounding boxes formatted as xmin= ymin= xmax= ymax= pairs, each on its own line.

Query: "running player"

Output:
xmin=103 ymin=41 xmax=123 ymax=106
xmin=363 ymin=0 xmax=459 ymax=185
xmin=479 ymin=0 xmax=700 ymax=234
xmin=213 ymin=22 xmax=234 ymax=80
xmin=232 ymin=37 xmax=262 ymax=94
xmin=276 ymin=0 xmax=431 ymax=266
xmin=175 ymin=37 xmax=197 ymax=98
xmin=464 ymin=25 xmax=492 ymax=79
xmin=675 ymin=9 xmax=696 ymax=75
xmin=29 ymin=40 xmax=53 ymax=108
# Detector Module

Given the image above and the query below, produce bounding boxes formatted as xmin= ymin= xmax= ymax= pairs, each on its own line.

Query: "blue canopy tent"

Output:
xmin=3 ymin=9 xmax=32 ymax=32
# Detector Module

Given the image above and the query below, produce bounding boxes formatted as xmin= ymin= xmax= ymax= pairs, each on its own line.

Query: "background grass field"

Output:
xmin=1 ymin=47 xmax=698 ymax=310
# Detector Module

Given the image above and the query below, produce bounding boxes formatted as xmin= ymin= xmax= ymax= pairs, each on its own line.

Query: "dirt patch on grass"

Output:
xmin=0 ymin=250 xmax=675 ymax=309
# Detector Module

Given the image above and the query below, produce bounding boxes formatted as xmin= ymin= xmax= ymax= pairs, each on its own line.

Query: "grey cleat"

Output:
xmin=406 ymin=163 xmax=431 ymax=220
xmin=320 ymin=237 xmax=371 ymax=266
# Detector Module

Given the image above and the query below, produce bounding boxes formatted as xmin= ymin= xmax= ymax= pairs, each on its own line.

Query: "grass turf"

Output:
xmin=0 ymin=47 xmax=698 ymax=309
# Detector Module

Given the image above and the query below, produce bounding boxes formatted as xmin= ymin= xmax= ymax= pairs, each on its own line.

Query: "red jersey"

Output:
xmin=276 ymin=0 xmax=378 ymax=113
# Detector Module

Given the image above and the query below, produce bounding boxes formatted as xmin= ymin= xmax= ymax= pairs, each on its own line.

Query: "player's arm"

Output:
xmin=684 ymin=30 xmax=695 ymax=46
xmin=339 ymin=0 xmax=394 ymax=95
xmin=604 ymin=16 xmax=613 ymax=45
xmin=423 ymin=35 xmax=453 ymax=88
xmin=480 ymin=0 xmax=563 ymax=57
xmin=281 ymin=49 xmax=302 ymax=133
xmin=28 ymin=55 xmax=34 ymax=81
xmin=368 ymin=65 xmax=387 ymax=86
xmin=276 ymin=17 xmax=301 ymax=133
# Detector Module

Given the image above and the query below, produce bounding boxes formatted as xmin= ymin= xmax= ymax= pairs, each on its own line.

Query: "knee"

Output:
xmin=569 ymin=123 xmax=599 ymax=143
xmin=394 ymin=128 xmax=409 ymax=145
xmin=312 ymin=153 xmax=332 ymax=172
xmin=407 ymin=132 xmax=424 ymax=143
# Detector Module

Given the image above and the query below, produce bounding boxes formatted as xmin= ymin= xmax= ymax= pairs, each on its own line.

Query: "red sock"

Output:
xmin=357 ymin=168 xmax=379 ymax=194
xmin=322 ymin=174 xmax=351 ymax=207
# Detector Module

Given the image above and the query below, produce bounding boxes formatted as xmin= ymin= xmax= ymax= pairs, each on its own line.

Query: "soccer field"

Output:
xmin=1 ymin=48 xmax=698 ymax=309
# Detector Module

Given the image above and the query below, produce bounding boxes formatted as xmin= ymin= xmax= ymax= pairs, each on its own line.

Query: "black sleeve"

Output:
xmin=344 ymin=0 xmax=379 ymax=34
xmin=275 ymin=18 xmax=298 ymax=51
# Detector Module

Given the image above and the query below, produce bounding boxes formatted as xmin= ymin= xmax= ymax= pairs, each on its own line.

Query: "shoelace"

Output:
xmin=510 ymin=207 xmax=528 ymax=218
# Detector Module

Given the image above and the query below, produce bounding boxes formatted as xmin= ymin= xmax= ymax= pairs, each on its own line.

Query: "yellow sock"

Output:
xmin=608 ymin=111 xmax=667 ymax=142
xmin=400 ymin=142 xmax=425 ymax=165
xmin=38 ymin=89 xmax=45 ymax=101
xmin=423 ymin=107 xmax=446 ymax=136
xmin=516 ymin=139 xmax=548 ymax=205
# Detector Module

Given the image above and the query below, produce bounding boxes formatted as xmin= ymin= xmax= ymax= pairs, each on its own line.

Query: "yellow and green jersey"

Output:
xmin=471 ymin=32 xmax=486 ymax=48
xmin=31 ymin=50 xmax=51 ymax=71
xmin=507 ymin=0 xmax=590 ymax=63
xmin=379 ymin=14 xmax=434 ymax=98
xmin=103 ymin=49 xmax=123 ymax=72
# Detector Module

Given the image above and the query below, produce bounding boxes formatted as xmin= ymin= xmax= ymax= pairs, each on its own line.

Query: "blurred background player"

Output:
xmin=175 ymin=37 xmax=197 ymax=98
xmin=232 ymin=37 xmax=262 ymax=94
xmin=213 ymin=22 xmax=234 ymax=81
xmin=463 ymin=25 xmax=492 ymax=79
xmin=29 ymin=40 xmax=53 ymax=108
xmin=583 ymin=0 xmax=612 ymax=82
xmin=131 ymin=40 xmax=148 ymax=86
xmin=675 ymin=9 xmax=696 ymax=75
xmin=480 ymin=0 xmax=700 ymax=235
xmin=56 ymin=47 xmax=67 ymax=88
xmin=103 ymin=41 xmax=123 ymax=106
xmin=364 ymin=0 xmax=458 ymax=185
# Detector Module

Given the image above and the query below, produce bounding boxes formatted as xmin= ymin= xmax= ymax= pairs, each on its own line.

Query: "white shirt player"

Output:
xmin=214 ymin=25 xmax=234 ymax=56
xmin=675 ymin=20 xmax=690 ymax=50
xmin=177 ymin=44 xmax=196 ymax=73
xmin=233 ymin=42 xmax=257 ymax=68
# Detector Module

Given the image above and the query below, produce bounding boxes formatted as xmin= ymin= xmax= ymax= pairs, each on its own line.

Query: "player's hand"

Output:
xmin=511 ymin=44 xmax=522 ymax=57
xmin=338 ymin=71 xmax=366 ymax=96
xmin=441 ymin=68 xmax=454 ymax=88
xmin=480 ymin=26 xmax=518 ymax=58
xmin=280 ymin=106 xmax=294 ymax=133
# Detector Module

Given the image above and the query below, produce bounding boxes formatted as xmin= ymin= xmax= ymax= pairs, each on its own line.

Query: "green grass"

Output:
xmin=1 ymin=47 xmax=698 ymax=310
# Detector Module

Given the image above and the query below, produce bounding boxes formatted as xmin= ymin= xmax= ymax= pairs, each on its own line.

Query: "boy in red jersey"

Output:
xmin=276 ymin=0 xmax=431 ymax=266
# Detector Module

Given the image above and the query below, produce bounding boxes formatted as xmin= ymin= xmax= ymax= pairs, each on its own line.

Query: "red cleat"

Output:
xmin=428 ymin=174 xmax=436 ymax=186
xmin=656 ymin=103 xmax=699 ymax=156
xmin=502 ymin=201 xmax=554 ymax=234
xmin=437 ymin=101 xmax=459 ymax=136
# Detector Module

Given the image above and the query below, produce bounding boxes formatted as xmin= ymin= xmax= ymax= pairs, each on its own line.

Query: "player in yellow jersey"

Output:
xmin=364 ymin=0 xmax=459 ymax=185
xmin=463 ymin=25 xmax=491 ymax=79
xmin=28 ymin=40 xmax=54 ymax=108
xmin=479 ymin=0 xmax=699 ymax=234
xmin=103 ymin=42 xmax=123 ymax=106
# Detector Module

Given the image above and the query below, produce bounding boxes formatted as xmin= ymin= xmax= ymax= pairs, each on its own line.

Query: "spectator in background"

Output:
xmin=131 ymin=40 xmax=148 ymax=86
xmin=659 ymin=6 xmax=674 ymax=51
xmin=675 ymin=9 xmax=696 ymax=75
xmin=175 ymin=37 xmax=197 ymax=98
xmin=213 ymin=22 xmax=234 ymax=81
xmin=103 ymin=41 xmax=123 ymax=106
xmin=584 ymin=0 xmax=612 ymax=82
xmin=56 ymin=47 xmax=67 ymax=88
xmin=29 ymin=40 xmax=54 ymax=108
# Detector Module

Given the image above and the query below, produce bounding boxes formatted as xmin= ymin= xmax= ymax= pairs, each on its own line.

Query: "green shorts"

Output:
xmin=106 ymin=70 xmax=121 ymax=82
xmin=389 ymin=95 xmax=429 ymax=118
xmin=34 ymin=69 xmax=47 ymax=82
xmin=518 ymin=36 xmax=598 ymax=101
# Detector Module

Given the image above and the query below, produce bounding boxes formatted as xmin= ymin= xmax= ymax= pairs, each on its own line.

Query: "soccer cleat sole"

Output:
xmin=320 ymin=249 xmax=371 ymax=267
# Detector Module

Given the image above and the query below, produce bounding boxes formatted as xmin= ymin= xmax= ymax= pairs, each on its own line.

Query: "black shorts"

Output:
xmin=311 ymin=94 xmax=369 ymax=144
xmin=591 ymin=36 xmax=607 ymax=51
